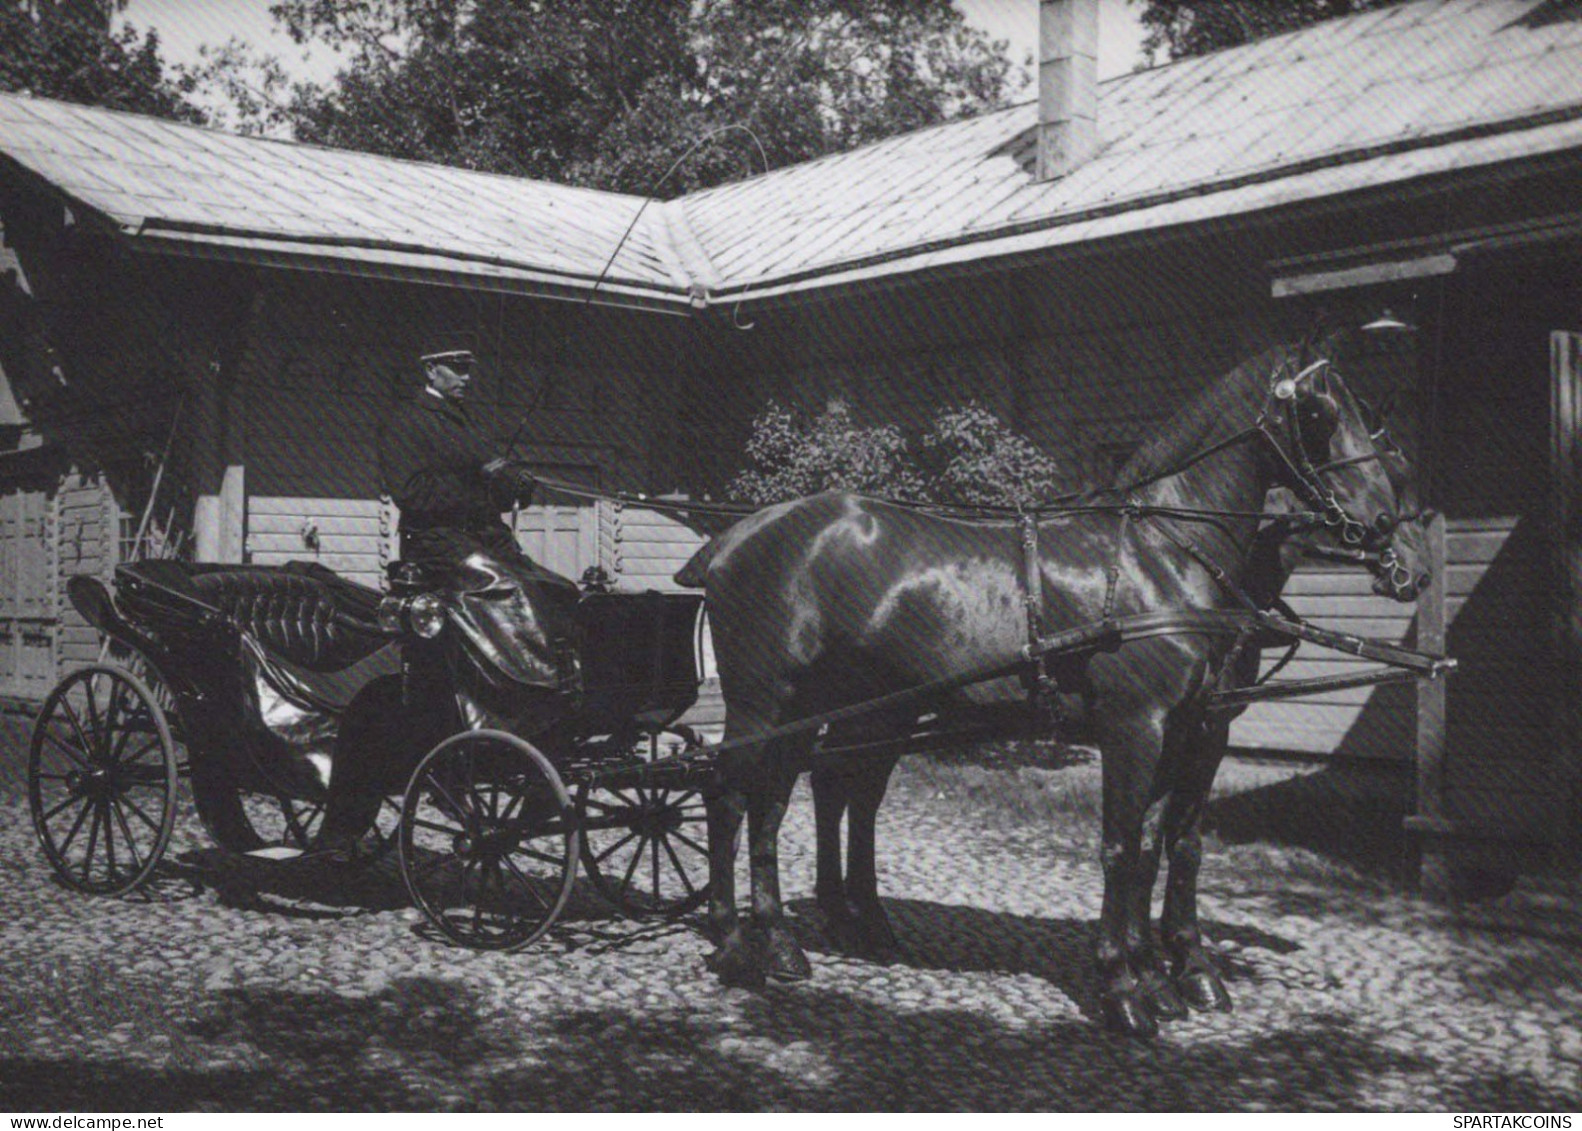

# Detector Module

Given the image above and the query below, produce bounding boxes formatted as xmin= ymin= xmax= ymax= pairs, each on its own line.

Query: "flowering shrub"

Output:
xmin=727 ymin=398 xmax=1059 ymax=507
xmin=918 ymin=403 xmax=1062 ymax=508
xmin=727 ymin=400 xmax=927 ymax=506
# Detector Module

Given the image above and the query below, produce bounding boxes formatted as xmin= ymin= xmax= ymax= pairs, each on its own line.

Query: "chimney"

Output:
xmin=1036 ymin=0 xmax=1099 ymax=181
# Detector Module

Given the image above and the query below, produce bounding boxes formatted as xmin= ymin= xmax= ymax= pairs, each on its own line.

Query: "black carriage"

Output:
xmin=28 ymin=555 xmax=712 ymax=951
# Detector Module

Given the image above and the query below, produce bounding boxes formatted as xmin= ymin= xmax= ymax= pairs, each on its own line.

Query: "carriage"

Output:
xmin=27 ymin=553 xmax=713 ymax=951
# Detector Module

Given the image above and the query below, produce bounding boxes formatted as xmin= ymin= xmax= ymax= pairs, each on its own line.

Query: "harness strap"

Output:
xmin=1017 ymin=511 xmax=1044 ymax=646
xmin=1016 ymin=512 xmax=1063 ymax=725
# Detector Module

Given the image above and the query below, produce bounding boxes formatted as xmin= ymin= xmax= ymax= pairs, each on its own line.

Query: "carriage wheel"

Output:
xmin=28 ymin=664 xmax=179 ymax=895
xmin=577 ymin=726 xmax=710 ymax=918
xmin=398 ymin=730 xmax=579 ymax=951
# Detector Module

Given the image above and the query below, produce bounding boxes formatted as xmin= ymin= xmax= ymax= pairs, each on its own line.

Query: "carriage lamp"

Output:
xmin=378 ymin=592 xmax=447 ymax=638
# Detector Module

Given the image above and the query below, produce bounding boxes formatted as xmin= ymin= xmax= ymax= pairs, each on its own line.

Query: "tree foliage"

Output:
xmin=0 ymin=0 xmax=203 ymax=120
xmin=202 ymin=0 xmax=1027 ymax=194
xmin=728 ymin=399 xmax=1061 ymax=509
xmin=1132 ymin=0 xmax=1398 ymax=64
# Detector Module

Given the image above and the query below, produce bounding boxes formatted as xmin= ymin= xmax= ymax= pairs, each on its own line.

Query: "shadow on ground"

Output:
xmin=1205 ymin=759 xmax=1413 ymax=880
xmin=2 ymin=972 xmax=1575 ymax=1111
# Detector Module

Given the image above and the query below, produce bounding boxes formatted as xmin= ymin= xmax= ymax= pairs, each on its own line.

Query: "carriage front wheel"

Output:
xmin=398 ymin=730 xmax=580 ymax=951
xmin=577 ymin=725 xmax=710 ymax=918
xmin=28 ymin=664 xmax=179 ymax=895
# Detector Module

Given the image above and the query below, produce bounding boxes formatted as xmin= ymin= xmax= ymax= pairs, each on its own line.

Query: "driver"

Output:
xmin=314 ymin=344 xmax=580 ymax=860
xmin=380 ymin=346 xmax=539 ymax=564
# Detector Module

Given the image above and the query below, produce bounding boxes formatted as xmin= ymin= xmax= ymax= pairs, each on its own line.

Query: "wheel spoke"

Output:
xmin=588 ymin=828 xmax=641 ymax=865
xmin=499 ymin=850 xmax=555 ymax=914
xmin=117 ymin=791 xmax=165 ymax=835
xmin=425 ymin=772 xmax=470 ymax=824
xmin=41 ymin=789 xmax=86 ymax=824
xmin=411 ymin=812 xmax=465 ymax=837
xmin=661 ymin=835 xmax=700 ymax=897
xmin=516 ymin=842 xmax=570 ymax=869
xmin=54 ymin=793 xmax=96 ymax=856
xmin=112 ymin=736 xmax=164 ymax=769
xmin=82 ymin=679 xmax=106 ymax=760
xmin=618 ymin=834 xmax=646 ymax=894
xmin=42 ymin=724 xmax=93 ymax=771
xmin=109 ymin=800 xmax=144 ymax=875
xmin=668 ymin=827 xmax=710 ymax=858
xmin=79 ymin=801 xmax=105 ymax=882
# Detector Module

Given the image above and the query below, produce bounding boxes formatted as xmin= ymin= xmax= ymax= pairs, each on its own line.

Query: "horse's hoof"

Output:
xmin=1140 ymin=970 xmax=1189 ymax=1022
xmin=704 ymin=931 xmax=765 ymax=989
xmin=854 ymin=925 xmax=900 ymax=964
xmin=704 ymin=947 xmax=766 ymax=989
xmin=1177 ymin=968 xmax=1233 ymax=1013
xmin=764 ymin=929 xmax=813 ymax=983
xmin=1101 ymin=992 xmax=1159 ymax=1041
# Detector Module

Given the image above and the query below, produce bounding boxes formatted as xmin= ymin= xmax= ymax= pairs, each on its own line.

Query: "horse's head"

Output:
xmin=1259 ymin=350 xmax=1433 ymax=602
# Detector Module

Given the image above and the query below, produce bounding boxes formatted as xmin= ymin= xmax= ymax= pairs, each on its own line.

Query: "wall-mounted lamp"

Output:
xmin=300 ymin=520 xmax=320 ymax=551
xmin=1361 ymin=307 xmax=1416 ymax=334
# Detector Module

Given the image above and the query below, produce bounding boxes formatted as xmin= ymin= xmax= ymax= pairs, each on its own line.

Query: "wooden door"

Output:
xmin=0 ymin=486 xmax=56 ymax=701
xmin=512 ymin=464 xmax=599 ymax=582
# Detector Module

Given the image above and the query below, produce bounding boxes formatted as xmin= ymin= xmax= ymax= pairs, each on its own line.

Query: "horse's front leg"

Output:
xmin=1095 ymin=710 xmax=1170 ymax=1039
xmin=1160 ymin=719 xmax=1233 ymax=1012
xmin=1131 ymin=789 xmax=1189 ymax=1022
xmin=748 ymin=760 xmax=811 ymax=983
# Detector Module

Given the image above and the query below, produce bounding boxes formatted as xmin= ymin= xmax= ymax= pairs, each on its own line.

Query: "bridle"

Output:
xmin=1254 ymin=353 xmax=1423 ymax=596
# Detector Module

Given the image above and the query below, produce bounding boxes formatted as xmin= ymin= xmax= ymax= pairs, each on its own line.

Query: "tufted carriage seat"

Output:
xmin=115 ymin=560 xmax=392 ymax=675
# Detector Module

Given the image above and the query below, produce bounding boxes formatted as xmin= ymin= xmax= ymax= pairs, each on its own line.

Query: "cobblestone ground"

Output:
xmin=1 ymin=754 xmax=1579 ymax=1112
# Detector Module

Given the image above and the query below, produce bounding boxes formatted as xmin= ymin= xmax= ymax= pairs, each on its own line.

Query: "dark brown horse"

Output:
xmin=679 ymin=339 xmax=1432 ymax=1038
xmin=808 ymin=440 xmax=1432 ymax=970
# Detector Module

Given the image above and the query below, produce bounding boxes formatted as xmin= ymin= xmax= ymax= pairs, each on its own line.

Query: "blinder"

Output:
xmin=1258 ymin=354 xmax=1424 ymax=593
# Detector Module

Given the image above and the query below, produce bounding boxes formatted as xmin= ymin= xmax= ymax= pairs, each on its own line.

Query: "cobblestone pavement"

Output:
xmin=1 ymin=759 xmax=1579 ymax=1112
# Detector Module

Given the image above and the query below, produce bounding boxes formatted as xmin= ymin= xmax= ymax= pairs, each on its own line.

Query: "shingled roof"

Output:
xmin=2 ymin=0 xmax=1580 ymax=310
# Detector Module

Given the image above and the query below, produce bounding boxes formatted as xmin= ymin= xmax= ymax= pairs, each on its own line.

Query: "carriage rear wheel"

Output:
xmin=398 ymin=730 xmax=580 ymax=951
xmin=577 ymin=725 xmax=710 ymax=918
xmin=28 ymin=664 xmax=179 ymax=895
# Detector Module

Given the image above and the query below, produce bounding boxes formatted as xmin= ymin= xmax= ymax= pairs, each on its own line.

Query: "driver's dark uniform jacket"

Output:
xmin=319 ymin=388 xmax=577 ymax=852
xmin=377 ymin=390 xmax=580 ymax=714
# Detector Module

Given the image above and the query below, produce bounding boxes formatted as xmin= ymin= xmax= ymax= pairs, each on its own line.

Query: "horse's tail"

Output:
xmin=674 ymin=538 xmax=717 ymax=589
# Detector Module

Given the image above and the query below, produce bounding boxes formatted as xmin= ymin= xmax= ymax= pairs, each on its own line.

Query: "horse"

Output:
xmin=806 ymin=424 xmax=1432 ymax=968
xmin=678 ymin=337 xmax=1433 ymax=1039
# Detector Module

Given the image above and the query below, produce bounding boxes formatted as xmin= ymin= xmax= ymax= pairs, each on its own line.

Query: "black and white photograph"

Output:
xmin=0 ymin=0 xmax=1579 ymax=1114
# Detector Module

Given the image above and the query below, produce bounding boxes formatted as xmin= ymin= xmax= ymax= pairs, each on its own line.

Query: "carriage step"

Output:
xmin=245 ymin=846 xmax=308 ymax=861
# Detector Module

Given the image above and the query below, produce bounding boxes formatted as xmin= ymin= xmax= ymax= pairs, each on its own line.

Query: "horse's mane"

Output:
xmin=1114 ymin=343 xmax=1286 ymax=491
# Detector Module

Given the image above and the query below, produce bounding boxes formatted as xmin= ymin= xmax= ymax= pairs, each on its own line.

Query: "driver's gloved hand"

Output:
xmin=483 ymin=458 xmax=537 ymax=509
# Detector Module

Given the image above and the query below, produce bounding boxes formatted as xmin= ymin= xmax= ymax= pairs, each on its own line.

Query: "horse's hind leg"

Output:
xmin=1160 ymin=720 xmax=1233 ymax=1012
xmin=749 ymin=756 xmax=812 ymax=983
xmin=841 ymin=756 xmax=900 ymax=960
xmin=704 ymin=786 xmax=745 ymax=946
xmin=811 ymin=766 xmax=850 ymax=933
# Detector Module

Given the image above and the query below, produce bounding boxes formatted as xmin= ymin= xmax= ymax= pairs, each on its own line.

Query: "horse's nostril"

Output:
xmin=1418 ymin=574 xmax=1432 ymax=593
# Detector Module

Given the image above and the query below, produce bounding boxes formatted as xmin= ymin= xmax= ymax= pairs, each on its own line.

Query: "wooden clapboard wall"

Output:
xmin=247 ymin=496 xmax=389 ymax=590
xmin=1229 ymin=564 xmax=1419 ymax=757
xmin=0 ymin=484 xmax=56 ymax=699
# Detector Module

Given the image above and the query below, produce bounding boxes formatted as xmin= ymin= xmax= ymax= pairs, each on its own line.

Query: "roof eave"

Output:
xmin=708 ymin=110 xmax=1582 ymax=310
xmin=124 ymin=229 xmax=699 ymax=316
